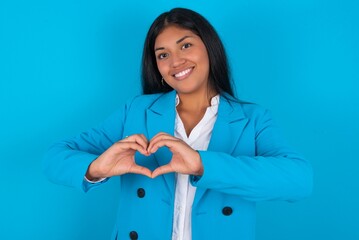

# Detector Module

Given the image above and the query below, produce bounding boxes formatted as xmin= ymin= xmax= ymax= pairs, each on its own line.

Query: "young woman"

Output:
xmin=44 ymin=8 xmax=312 ymax=240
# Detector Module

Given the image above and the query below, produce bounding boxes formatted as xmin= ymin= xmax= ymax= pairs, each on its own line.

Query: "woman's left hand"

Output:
xmin=147 ymin=132 xmax=204 ymax=178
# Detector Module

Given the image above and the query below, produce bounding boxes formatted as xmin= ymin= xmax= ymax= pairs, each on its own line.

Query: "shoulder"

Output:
xmin=240 ymin=102 xmax=269 ymax=120
xmin=122 ymin=90 xmax=175 ymax=114
xmin=222 ymin=96 xmax=277 ymax=133
xmin=221 ymin=94 xmax=269 ymax=120
xmin=124 ymin=92 xmax=167 ymax=109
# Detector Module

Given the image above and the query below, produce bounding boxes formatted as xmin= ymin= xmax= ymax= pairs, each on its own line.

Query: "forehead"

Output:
xmin=155 ymin=26 xmax=198 ymax=47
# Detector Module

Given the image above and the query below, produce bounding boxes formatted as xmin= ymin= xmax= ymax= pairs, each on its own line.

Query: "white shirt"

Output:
xmin=172 ymin=94 xmax=219 ymax=240
xmin=85 ymin=94 xmax=220 ymax=239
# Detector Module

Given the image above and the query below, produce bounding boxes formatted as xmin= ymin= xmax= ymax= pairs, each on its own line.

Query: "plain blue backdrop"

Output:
xmin=1 ymin=0 xmax=358 ymax=239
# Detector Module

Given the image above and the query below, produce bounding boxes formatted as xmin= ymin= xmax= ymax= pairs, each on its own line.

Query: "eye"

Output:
xmin=182 ymin=43 xmax=192 ymax=49
xmin=157 ymin=53 xmax=168 ymax=60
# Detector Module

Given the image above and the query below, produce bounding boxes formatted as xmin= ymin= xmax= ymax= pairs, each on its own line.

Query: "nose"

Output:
xmin=171 ymin=52 xmax=186 ymax=68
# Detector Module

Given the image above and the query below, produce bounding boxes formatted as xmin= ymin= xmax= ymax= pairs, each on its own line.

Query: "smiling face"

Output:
xmin=154 ymin=25 xmax=211 ymax=95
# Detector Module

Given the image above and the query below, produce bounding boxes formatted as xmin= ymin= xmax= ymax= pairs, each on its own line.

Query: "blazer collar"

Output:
xmin=146 ymin=91 xmax=177 ymax=196
xmin=145 ymin=91 xmax=249 ymax=203
xmin=193 ymin=94 xmax=249 ymax=207
xmin=207 ymin=93 xmax=248 ymax=152
xmin=147 ymin=90 xmax=247 ymax=120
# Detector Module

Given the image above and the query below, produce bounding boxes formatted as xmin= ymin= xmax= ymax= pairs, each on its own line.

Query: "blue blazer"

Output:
xmin=44 ymin=90 xmax=312 ymax=240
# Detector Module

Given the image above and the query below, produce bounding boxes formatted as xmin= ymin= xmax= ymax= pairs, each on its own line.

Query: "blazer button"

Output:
xmin=137 ymin=188 xmax=145 ymax=198
xmin=222 ymin=206 xmax=233 ymax=216
xmin=129 ymin=231 xmax=138 ymax=240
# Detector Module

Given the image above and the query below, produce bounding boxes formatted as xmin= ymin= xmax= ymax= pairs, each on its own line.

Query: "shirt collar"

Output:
xmin=175 ymin=94 xmax=220 ymax=107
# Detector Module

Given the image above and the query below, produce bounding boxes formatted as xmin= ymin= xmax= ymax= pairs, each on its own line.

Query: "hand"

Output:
xmin=86 ymin=134 xmax=152 ymax=179
xmin=147 ymin=132 xmax=204 ymax=178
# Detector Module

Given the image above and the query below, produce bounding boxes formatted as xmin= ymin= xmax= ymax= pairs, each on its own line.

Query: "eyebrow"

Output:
xmin=176 ymin=35 xmax=191 ymax=44
xmin=154 ymin=35 xmax=193 ymax=52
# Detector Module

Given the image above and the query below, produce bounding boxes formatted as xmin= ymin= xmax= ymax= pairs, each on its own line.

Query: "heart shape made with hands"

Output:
xmin=89 ymin=133 xmax=204 ymax=179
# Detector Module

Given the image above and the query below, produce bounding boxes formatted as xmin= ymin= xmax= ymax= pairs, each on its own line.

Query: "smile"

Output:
xmin=173 ymin=67 xmax=193 ymax=79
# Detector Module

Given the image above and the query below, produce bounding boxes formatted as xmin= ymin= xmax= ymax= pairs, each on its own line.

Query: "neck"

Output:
xmin=177 ymin=89 xmax=217 ymax=112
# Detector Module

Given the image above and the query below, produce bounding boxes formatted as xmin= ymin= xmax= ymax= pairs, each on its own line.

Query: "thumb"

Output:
xmin=151 ymin=164 xmax=173 ymax=178
xmin=129 ymin=164 xmax=153 ymax=178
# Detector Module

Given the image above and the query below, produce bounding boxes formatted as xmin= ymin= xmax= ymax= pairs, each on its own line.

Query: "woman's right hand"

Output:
xmin=85 ymin=134 xmax=152 ymax=180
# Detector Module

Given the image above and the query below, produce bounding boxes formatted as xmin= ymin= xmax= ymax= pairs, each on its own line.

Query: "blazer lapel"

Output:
xmin=146 ymin=90 xmax=177 ymax=196
xmin=193 ymin=95 xmax=249 ymax=208
xmin=146 ymin=92 xmax=249 ymax=206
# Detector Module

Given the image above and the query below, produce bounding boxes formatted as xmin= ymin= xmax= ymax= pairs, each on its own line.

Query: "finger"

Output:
xmin=148 ymin=133 xmax=177 ymax=152
xmin=138 ymin=134 xmax=149 ymax=146
xmin=149 ymin=132 xmax=174 ymax=144
xmin=129 ymin=133 xmax=149 ymax=145
xmin=129 ymin=164 xmax=152 ymax=178
xmin=150 ymin=132 xmax=169 ymax=139
xmin=151 ymin=164 xmax=174 ymax=178
xmin=148 ymin=138 xmax=181 ymax=154
xmin=122 ymin=134 xmax=149 ymax=150
xmin=133 ymin=134 xmax=149 ymax=151
xmin=116 ymin=142 xmax=149 ymax=156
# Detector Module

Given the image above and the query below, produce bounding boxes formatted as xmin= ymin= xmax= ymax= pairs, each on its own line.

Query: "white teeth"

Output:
xmin=174 ymin=68 xmax=192 ymax=78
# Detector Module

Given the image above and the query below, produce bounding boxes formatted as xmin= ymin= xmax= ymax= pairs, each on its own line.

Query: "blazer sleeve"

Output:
xmin=43 ymin=99 xmax=133 ymax=192
xmin=191 ymin=109 xmax=313 ymax=202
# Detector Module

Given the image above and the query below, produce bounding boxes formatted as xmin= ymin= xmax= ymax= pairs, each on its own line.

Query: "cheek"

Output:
xmin=156 ymin=61 xmax=167 ymax=75
xmin=195 ymin=48 xmax=210 ymax=67
xmin=202 ymin=51 xmax=210 ymax=65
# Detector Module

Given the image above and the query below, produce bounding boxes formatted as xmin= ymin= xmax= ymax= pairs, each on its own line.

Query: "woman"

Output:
xmin=44 ymin=8 xmax=312 ymax=240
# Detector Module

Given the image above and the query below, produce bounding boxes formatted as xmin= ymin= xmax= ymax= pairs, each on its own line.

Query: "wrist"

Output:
xmin=85 ymin=161 xmax=103 ymax=181
xmin=194 ymin=150 xmax=204 ymax=176
xmin=84 ymin=175 xmax=106 ymax=183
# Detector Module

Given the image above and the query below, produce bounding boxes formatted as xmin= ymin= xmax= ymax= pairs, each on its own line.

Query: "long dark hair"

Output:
xmin=141 ymin=8 xmax=234 ymax=96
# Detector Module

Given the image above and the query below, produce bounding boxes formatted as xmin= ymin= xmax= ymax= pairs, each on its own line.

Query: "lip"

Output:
xmin=172 ymin=67 xmax=194 ymax=80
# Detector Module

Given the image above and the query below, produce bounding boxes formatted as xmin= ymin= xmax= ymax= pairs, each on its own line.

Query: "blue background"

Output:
xmin=1 ymin=0 xmax=358 ymax=239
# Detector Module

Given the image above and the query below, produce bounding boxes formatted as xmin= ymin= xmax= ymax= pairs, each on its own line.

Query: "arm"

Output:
xmin=43 ymin=103 xmax=128 ymax=192
xmin=191 ymin=110 xmax=313 ymax=202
